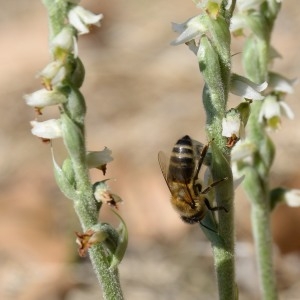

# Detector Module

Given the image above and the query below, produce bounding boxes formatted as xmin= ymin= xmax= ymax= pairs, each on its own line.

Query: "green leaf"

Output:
xmin=109 ymin=210 xmax=128 ymax=270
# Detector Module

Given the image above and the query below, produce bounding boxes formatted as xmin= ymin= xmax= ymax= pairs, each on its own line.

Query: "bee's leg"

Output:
xmin=194 ymin=142 xmax=210 ymax=181
xmin=204 ymin=198 xmax=228 ymax=213
xmin=199 ymin=221 xmax=218 ymax=234
xmin=201 ymin=177 xmax=228 ymax=194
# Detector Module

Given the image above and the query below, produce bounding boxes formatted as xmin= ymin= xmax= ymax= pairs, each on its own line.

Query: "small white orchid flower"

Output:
xmin=284 ymin=189 xmax=300 ymax=207
xmin=68 ymin=6 xmax=103 ymax=35
xmin=171 ymin=15 xmax=207 ymax=45
xmin=230 ymin=140 xmax=256 ymax=185
xmin=86 ymin=147 xmax=113 ymax=175
xmin=268 ymin=72 xmax=297 ymax=94
xmin=87 ymin=148 xmax=113 ymax=168
xmin=24 ymin=89 xmax=67 ymax=108
xmin=38 ymin=61 xmax=66 ymax=88
xmin=51 ymin=27 xmax=78 ymax=58
xmin=230 ymin=73 xmax=267 ymax=100
xmin=222 ymin=112 xmax=244 ymax=139
xmin=258 ymin=95 xmax=294 ymax=131
xmin=231 ymin=140 xmax=256 ymax=162
xmin=30 ymin=119 xmax=62 ymax=139
xmin=222 ymin=109 xmax=245 ymax=147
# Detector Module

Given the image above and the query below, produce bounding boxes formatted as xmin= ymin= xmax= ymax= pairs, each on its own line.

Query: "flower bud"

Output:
xmin=60 ymin=112 xmax=85 ymax=162
xmin=70 ymin=58 xmax=85 ymax=88
xmin=52 ymin=153 xmax=77 ymax=200
xmin=62 ymin=87 xmax=86 ymax=126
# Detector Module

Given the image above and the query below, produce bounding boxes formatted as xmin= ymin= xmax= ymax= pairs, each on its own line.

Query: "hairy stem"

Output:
xmin=241 ymin=1 xmax=282 ymax=298
xmin=42 ymin=1 xmax=124 ymax=299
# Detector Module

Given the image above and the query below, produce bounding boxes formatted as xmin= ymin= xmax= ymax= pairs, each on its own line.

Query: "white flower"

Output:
xmin=268 ymin=72 xmax=297 ymax=94
xmin=51 ymin=27 xmax=78 ymax=57
xmin=258 ymin=95 xmax=294 ymax=130
xmin=30 ymin=119 xmax=62 ymax=139
xmin=285 ymin=189 xmax=300 ymax=207
xmin=171 ymin=15 xmax=207 ymax=45
xmin=231 ymin=140 xmax=256 ymax=162
xmin=24 ymin=89 xmax=67 ymax=108
xmin=38 ymin=61 xmax=66 ymax=88
xmin=86 ymin=147 xmax=113 ymax=173
xmin=222 ymin=112 xmax=244 ymax=139
xmin=68 ymin=6 xmax=103 ymax=35
xmin=230 ymin=140 xmax=256 ymax=185
xmin=230 ymin=73 xmax=267 ymax=100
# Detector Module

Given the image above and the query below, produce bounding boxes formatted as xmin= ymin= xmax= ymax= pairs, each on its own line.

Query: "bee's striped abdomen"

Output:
xmin=168 ymin=135 xmax=195 ymax=183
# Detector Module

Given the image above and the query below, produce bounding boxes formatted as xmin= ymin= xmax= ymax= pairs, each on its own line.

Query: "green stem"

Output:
xmin=241 ymin=2 xmax=282 ymax=297
xmin=200 ymin=25 xmax=236 ymax=298
xmin=42 ymin=1 xmax=124 ymax=299
xmin=210 ymin=140 xmax=235 ymax=300
xmin=251 ymin=204 xmax=277 ymax=300
xmin=242 ymin=102 xmax=278 ymax=300
xmin=42 ymin=0 xmax=68 ymax=38
xmin=75 ymin=197 xmax=125 ymax=300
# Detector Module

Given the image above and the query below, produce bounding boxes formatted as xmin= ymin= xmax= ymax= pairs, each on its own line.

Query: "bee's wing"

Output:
xmin=158 ymin=151 xmax=172 ymax=192
xmin=191 ymin=138 xmax=211 ymax=167
xmin=158 ymin=151 xmax=193 ymax=203
xmin=191 ymin=138 xmax=204 ymax=159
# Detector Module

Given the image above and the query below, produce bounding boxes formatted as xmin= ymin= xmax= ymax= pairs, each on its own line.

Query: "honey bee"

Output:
xmin=158 ymin=135 xmax=227 ymax=224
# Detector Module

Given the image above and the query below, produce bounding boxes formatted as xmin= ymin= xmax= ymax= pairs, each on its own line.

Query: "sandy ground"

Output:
xmin=1 ymin=1 xmax=300 ymax=299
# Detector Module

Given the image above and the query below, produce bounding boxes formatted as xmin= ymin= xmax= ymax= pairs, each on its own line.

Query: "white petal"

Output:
xmin=279 ymin=101 xmax=294 ymax=120
xmin=38 ymin=61 xmax=66 ymax=86
xmin=68 ymin=6 xmax=103 ymax=35
xmin=261 ymin=96 xmax=280 ymax=119
xmin=38 ymin=61 xmax=63 ymax=78
xmin=231 ymin=140 xmax=256 ymax=161
xmin=30 ymin=119 xmax=62 ymax=139
xmin=268 ymin=72 xmax=297 ymax=94
xmin=77 ymin=7 xmax=103 ymax=25
xmin=230 ymin=15 xmax=247 ymax=32
xmin=24 ymin=89 xmax=67 ymax=107
xmin=285 ymin=189 xmax=300 ymax=207
xmin=222 ymin=117 xmax=241 ymax=137
xmin=51 ymin=27 xmax=74 ymax=52
xmin=230 ymin=74 xmax=267 ymax=100
xmin=171 ymin=15 xmax=207 ymax=45
xmin=68 ymin=9 xmax=89 ymax=34
xmin=86 ymin=148 xmax=113 ymax=169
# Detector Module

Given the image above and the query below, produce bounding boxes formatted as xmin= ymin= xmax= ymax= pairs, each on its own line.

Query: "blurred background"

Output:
xmin=1 ymin=0 xmax=300 ymax=299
